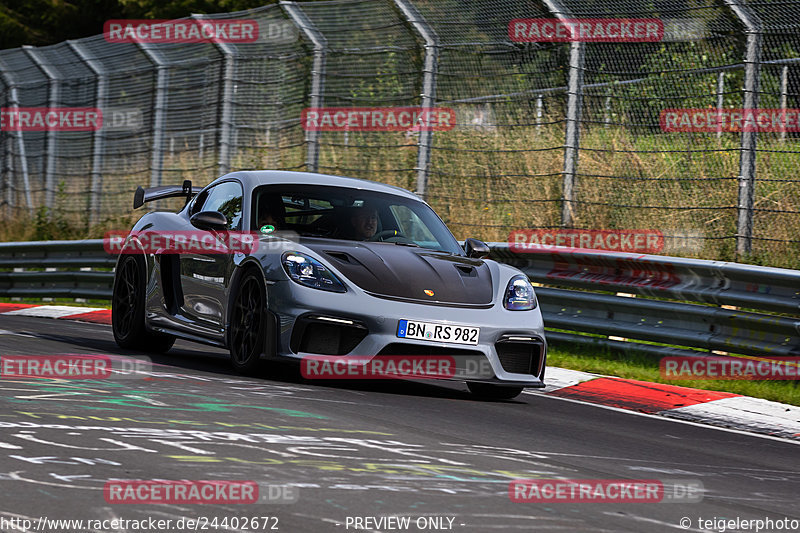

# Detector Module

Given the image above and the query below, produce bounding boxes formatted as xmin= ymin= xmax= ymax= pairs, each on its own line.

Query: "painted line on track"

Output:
xmin=2 ymin=303 xmax=798 ymax=441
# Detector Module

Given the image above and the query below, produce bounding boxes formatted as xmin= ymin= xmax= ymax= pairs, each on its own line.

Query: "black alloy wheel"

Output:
xmin=112 ymin=254 xmax=175 ymax=353
xmin=229 ymin=269 xmax=267 ymax=374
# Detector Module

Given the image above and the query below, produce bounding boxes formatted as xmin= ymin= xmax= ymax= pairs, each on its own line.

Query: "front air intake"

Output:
xmin=290 ymin=315 xmax=368 ymax=355
xmin=495 ymin=336 xmax=545 ymax=376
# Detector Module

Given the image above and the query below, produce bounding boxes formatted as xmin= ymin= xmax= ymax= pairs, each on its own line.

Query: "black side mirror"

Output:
xmin=464 ymin=238 xmax=490 ymax=259
xmin=190 ymin=210 xmax=228 ymax=232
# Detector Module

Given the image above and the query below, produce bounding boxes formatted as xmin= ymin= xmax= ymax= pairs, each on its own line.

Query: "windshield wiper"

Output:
xmin=393 ymin=241 xmax=420 ymax=247
xmin=298 ymin=232 xmax=333 ymax=238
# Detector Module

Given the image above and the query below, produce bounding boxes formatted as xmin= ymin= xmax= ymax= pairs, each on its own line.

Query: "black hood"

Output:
xmin=301 ymin=240 xmax=494 ymax=306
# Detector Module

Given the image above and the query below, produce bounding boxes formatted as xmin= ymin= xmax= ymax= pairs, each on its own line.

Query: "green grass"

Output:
xmin=547 ymin=341 xmax=800 ymax=407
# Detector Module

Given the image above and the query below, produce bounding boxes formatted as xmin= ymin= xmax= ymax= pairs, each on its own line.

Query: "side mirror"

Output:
xmin=464 ymin=238 xmax=490 ymax=259
xmin=190 ymin=210 xmax=228 ymax=232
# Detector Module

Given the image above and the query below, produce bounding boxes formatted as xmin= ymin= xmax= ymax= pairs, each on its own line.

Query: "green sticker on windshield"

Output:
xmin=260 ymin=224 xmax=275 ymax=234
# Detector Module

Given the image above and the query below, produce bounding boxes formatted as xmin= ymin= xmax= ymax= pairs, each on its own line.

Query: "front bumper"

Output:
xmin=267 ymin=279 xmax=547 ymax=387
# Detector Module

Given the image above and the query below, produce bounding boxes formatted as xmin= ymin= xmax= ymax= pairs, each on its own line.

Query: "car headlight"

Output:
xmin=504 ymin=274 xmax=537 ymax=310
xmin=282 ymin=252 xmax=346 ymax=293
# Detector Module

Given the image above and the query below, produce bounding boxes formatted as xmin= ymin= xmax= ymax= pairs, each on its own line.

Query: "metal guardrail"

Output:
xmin=0 ymin=239 xmax=114 ymax=299
xmin=0 ymin=239 xmax=798 ymax=359
xmin=490 ymin=243 xmax=800 ymax=358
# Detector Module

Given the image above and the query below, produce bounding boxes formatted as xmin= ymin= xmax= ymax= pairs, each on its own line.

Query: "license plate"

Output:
xmin=397 ymin=319 xmax=479 ymax=346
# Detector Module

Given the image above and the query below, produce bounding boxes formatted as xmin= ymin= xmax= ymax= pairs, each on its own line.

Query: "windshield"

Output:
xmin=252 ymin=184 xmax=463 ymax=255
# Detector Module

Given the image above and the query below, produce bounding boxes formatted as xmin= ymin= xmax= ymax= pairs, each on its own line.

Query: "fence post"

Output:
xmin=0 ymin=76 xmax=7 ymax=215
xmin=536 ymin=94 xmax=543 ymax=135
xmin=0 ymin=61 xmax=33 ymax=214
xmin=281 ymin=1 xmax=326 ymax=173
xmin=541 ymin=0 xmax=584 ymax=227
xmin=67 ymin=41 xmax=107 ymax=224
xmin=780 ymin=65 xmax=788 ymax=143
xmin=135 ymin=42 xmax=169 ymax=190
xmin=723 ymin=0 xmax=762 ymax=257
xmin=22 ymin=46 xmax=60 ymax=211
xmin=716 ymin=72 xmax=725 ymax=139
xmin=395 ymin=0 xmax=439 ymax=199
xmin=192 ymin=14 xmax=236 ymax=176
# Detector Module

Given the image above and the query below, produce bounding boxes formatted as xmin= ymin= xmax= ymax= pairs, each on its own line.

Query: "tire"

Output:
xmin=112 ymin=254 xmax=175 ymax=353
xmin=228 ymin=269 xmax=268 ymax=374
xmin=467 ymin=382 xmax=524 ymax=400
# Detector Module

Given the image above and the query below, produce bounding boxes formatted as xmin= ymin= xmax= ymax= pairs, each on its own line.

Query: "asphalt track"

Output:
xmin=0 ymin=315 xmax=798 ymax=533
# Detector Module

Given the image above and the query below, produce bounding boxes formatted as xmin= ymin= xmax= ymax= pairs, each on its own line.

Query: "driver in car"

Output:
xmin=257 ymin=194 xmax=286 ymax=233
xmin=349 ymin=205 xmax=379 ymax=240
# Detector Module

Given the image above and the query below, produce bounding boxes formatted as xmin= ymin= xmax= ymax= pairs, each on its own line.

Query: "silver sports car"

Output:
xmin=112 ymin=171 xmax=546 ymax=399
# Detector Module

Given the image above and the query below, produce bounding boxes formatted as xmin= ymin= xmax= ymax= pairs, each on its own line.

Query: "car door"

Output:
xmin=179 ymin=180 xmax=244 ymax=331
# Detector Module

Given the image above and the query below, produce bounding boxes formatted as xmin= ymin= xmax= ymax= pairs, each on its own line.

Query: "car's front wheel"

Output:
xmin=228 ymin=269 xmax=268 ymax=374
xmin=467 ymin=382 xmax=525 ymax=400
xmin=112 ymin=254 xmax=175 ymax=353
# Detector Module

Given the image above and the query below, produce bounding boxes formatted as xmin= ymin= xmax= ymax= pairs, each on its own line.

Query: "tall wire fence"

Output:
xmin=0 ymin=0 xmax=799 ymax=267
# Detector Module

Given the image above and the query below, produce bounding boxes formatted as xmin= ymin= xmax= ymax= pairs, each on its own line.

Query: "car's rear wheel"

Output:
xmin=112 ymin=254 xmax=175 ymax=353
xmin=467 ymin=382 xmax=524 ymax=400
xmin=229 ymin=269 xmax=267 ymax=374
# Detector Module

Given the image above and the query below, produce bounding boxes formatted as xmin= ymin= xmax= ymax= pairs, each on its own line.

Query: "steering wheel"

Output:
xmin=369 ymin=229 xmax=408 ymax=241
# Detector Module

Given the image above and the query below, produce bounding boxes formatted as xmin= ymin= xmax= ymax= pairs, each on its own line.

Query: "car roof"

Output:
xmin=221 ymin=170 xmax=421 ymax=202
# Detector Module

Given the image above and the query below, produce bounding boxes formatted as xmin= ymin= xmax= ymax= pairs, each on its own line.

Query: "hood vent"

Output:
xmin=303 ymin=241 xmax=494 ymax=306
xmin=325 ymin=251 xmax=354 ymax=263
xmin=455 ymin=264 xmax=476 ymax=276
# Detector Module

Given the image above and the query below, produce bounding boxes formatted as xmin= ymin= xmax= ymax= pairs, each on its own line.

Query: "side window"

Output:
xmin=195 ymin=182 xmax=243 ymax=230
xmin=390 ymin=204 xmax=436 ymax=243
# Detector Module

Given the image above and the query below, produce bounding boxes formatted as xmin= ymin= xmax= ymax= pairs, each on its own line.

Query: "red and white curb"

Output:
xmin=0 ymin=303 xmax=111 ymax=324
xmin=531 ymin=367 xmax=800 ymax=441
xmin=2 ymin=304 xmax=799 ymax=441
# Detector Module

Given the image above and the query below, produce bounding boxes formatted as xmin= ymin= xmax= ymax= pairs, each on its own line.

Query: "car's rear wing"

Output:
xmin=133 ymin=180 xmax=195 ymax=209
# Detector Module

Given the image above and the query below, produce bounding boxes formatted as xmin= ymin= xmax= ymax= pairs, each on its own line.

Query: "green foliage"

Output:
xmin=32 ymin=181 xmax=84 ymax=241
xmin=0 ymin=0 xmax=316 ymax=49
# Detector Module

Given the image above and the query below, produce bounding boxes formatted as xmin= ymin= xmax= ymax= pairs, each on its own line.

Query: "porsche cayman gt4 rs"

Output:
xmin=111 ymin=171 xmax=547 ymax=399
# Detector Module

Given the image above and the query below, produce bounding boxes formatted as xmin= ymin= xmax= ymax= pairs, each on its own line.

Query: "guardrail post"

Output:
xmin=541 ymin=0 xmax=584 ymax=227
xmin=0 ymin=61 xmax=33 ymax=214
xmin=67 ymin=41 xmax=107 ymax=224
xmin=135 ymin=42 xmax=169 ymax=190
xmin=192 ymin=15 xmax=236 ymax=176
xmin=723 ymin=0 xmax=762 ymax=257
xmin=281 ymin=1 xmax=326 ymax=173
xmin=395 ymin=0 xmax=439 ymax=199
xmin=22 ymin=46 xmax=60 ymax=211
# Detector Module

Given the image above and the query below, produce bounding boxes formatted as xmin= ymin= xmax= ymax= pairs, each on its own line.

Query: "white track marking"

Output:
xmin=3 ymin=306 xmax=100 ymax=318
